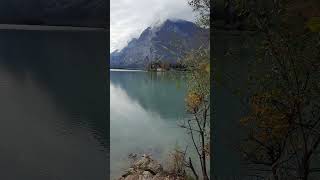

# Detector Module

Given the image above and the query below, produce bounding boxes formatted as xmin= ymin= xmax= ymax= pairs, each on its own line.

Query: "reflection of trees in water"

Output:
xmin=110 ymin=71 xmax=188 ymax=119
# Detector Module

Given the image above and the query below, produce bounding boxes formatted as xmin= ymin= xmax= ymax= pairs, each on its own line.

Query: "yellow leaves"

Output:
xmin=306 ymin=17 xmax=320 ymax=32
xmin=195 ymin=62 xmax=210 ymax=75
xmin=205 ymin=64 xmax=210 ymax=73
xmin=240 ymin=117 xmax=251 ymax=126
xmin=186 ymin=91 xmax=203 ymax=112
xmin=200 ymin=63 xmax=210 ymax=73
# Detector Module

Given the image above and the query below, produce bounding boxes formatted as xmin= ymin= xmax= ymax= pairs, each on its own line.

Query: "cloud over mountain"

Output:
xmin=110 ymin=19 xmax=209 ymax=69
xmin=111 ymin=0 xmax=195 ymax=52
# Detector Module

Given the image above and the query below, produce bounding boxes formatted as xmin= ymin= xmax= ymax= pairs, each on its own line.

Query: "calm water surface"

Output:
xmin=0 ymin=30 xmax=108 ymax=180
xmin=110 ymin=70 xmax=192 ymax=178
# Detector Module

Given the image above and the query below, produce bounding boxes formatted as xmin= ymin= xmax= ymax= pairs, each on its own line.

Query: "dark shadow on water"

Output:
xmin=213 ymin=31 xmax=257 ymax=178
xmin=0 ymin=30 xmax=108 ymax=179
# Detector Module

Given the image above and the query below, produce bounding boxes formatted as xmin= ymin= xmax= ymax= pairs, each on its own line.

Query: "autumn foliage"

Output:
xmin=237 ymin=0 xmax=320 ymax=179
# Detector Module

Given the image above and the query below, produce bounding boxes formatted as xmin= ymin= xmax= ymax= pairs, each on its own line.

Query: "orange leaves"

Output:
xmin=241 ymin=91 xmax=290 ymax=143
xmin=199 ymin=62 xmax=210 ymax=74
xmin=185 ymin=91 xmax=204 ymax=112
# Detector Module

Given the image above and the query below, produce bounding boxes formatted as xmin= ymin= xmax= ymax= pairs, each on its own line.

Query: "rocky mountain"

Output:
xmin=0 ymin=0 xmax=106 ymax=27
xmin=110 ymin=19 xmax=209 ymax=69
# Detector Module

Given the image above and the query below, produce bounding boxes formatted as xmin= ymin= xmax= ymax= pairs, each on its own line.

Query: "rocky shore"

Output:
xmin=118 ymin=154 xmax=186 ymax=180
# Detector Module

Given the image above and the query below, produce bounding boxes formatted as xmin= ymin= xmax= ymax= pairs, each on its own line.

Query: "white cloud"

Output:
xmin=110 ymin=0 xmax=195 ymax=52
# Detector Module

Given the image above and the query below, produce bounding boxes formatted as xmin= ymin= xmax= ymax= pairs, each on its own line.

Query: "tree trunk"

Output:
xmin=201 ymin=132 xmax=209 ymax=180
xmin=272 ymin=167 xmax=279 ymax=180
xmin=302 ymin=158 xmax=310 ymax=180
xmin=189 ymin=157 xmax=199 ymax=180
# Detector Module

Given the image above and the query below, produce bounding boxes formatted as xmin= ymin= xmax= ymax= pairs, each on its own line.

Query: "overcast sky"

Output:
xmin=110 ymin=0 xmax=196 ymax=52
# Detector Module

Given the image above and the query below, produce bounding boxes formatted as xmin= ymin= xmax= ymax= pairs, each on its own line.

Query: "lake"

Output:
xmin=0 ymin=30 xmax=108 ymax=180
xmin=110 ymin=69 xmax=194 ymax=178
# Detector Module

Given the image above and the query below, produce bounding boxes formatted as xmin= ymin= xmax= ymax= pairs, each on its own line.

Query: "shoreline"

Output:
xmin=110 ymin=68 xmax=188 ymax=73
xmin=110 ymin=68 xmax=146 ymax=72
xmin=0 ymin=24 xmax=106 ymax=32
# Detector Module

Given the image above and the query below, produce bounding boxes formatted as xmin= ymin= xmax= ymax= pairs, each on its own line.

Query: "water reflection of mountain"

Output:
xmin=110 ymin=71 xmax=188 ymax=119
xmin=0 ymin=30 xmax=108 ymax=179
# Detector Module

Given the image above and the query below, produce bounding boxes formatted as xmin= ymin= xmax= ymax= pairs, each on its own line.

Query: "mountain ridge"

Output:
xmin=110 ymin=19 xmax=209 ymax=69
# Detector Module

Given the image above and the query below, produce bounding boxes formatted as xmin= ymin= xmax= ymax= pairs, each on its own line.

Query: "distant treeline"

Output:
xmin=146 ymin=61 xmax=187 ymax=71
